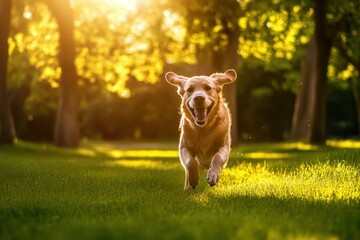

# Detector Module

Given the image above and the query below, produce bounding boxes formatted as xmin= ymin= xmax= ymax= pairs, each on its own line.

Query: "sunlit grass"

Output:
xmin=106 ymin=159 xmax=178 ymax=170
xmin=326 ymin=139 xmax=360 ymax=148
xmin=231 ymin=142 xmax=321 ymax=157
xmin=203 ymin=161 xmax=360 ymax=202
xmin=0 ymin=140 xmax=359 ymax=240
xmin=242 ymin=152 xmax=292 ymax=159
xmin=76 ymin=143 xmax=178 ymax=158
xmin=280 ymin=142 xmax=320 ymax=151
xmin=106 ymin=149 xmax=178 ymax=158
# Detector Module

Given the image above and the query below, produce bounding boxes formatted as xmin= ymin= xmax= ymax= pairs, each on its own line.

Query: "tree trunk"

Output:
xmin=47 ymin=0 xmax=80 ymax=148
xmin=0 ymin=0 xmax=16 ymax=144
xmin=290 ymin=0 xmax=331 ymax=143
xmin=222 ymin=28 xmax=240 ymax=145
xmin=334 ymin=34 xmax=360 ymax=136
xmin=308 ymin=0 xmax=332 ymax=143
xmin=349 ymin=78 xmax=360 ymax=135
xmin=195 ymin=31 xmax=239 ymax=145
xmin=291 ymin=37 xmax=315 ymax=140
xmin=195 ymin=46 xmax=211 ymax=75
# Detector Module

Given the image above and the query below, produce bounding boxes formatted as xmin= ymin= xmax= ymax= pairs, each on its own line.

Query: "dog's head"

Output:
xmin=165 ymin=69 xmax=237 ymax=126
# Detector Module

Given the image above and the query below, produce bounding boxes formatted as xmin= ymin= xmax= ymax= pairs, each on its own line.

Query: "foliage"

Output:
xmin=6 ymin=0 xmax=360 ymax=141
xmin=237 ymin=62 xmax=295 ymax=141
xmin=0 ymin=141 xmax=360 ymax=239
xmin=81 ymin=79 xmax=180 ymax=140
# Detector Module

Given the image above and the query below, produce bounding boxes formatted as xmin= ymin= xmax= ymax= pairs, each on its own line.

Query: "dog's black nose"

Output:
xmin=194 ymin=94 xmax=205 ymax=102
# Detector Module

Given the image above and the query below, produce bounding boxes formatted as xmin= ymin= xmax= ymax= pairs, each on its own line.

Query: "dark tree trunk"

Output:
xmin=291 ymin=37 xmax=315 ymax=140
xmin=334 ymin=34 xmax=360 ymax=136
xmin=222 ymin=28 xmax=240 ymax=145
xmin=0 ymin=0 xmax=16 ymax=144
xmin=308 ymin=0 xmax=332 ymax=143
xmin=291 ymin=0 xmax=331 ymax=143
xmin=198 ymin=26 xmax=239 ymax=146
xmin=196 ymin=46 xmax=211 ymax=75
xmin=47 ymin=0 xmax=79 ymax=148
xmin=349 ymin=78 xmax=360 ymax=135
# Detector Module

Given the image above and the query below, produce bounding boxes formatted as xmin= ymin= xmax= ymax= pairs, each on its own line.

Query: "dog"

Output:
xmin=165 ymin=69 xmax=237 ymax=190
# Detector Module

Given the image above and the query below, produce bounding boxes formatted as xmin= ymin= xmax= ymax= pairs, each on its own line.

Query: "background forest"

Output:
xmin=1 ymin=0 xmax=359 ymax=147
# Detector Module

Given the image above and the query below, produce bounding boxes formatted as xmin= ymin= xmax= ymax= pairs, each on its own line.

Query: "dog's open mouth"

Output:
xmin=187 ymin=103 xmax=214 ymax=126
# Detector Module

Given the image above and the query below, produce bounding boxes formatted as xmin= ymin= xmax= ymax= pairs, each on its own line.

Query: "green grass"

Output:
xmin=0 ymin=140 xmax=360 ymax=240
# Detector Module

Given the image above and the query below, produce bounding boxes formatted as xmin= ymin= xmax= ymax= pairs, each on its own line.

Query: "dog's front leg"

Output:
xmin=206 ymin=147 xmax=230 ymax=186
xmin=180 ymin=148 xmax=199 ymax=190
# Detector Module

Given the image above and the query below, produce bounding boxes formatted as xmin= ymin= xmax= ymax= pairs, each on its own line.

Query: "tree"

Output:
xmin=0 ymin=0 xmax=16 ymax=144
xmin=222 ymin=22 xmax=240 ymax=144
xmin=47 ymin=0 xmax=79 ymax=147
xmin=6 ymin=0 xmax=359 ymax=142
xmin=332 ymin=1 xmax=360 ymax=135
xmin=291 ymin=0 xmax=332 ymax=143
xmin=175 ymin=0 xmax=242 ymax=144
xmin=291 ymin=0 xmax=360 ymax=142
xmin=212 ymin=1 xmax=241 ymax=145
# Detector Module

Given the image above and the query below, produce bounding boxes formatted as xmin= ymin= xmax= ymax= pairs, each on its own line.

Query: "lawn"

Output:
xmin=0 ymin=140 xmax=359 ymax=240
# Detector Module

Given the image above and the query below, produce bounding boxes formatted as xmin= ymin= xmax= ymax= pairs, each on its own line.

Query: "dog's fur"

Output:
xmin=165 ymin=69 xmax=237 ymax=190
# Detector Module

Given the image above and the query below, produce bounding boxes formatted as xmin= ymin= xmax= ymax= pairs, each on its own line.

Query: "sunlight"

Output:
xmin=104 ymin=0 xmax=137 ymax=12
xmin=108 ymin=149 xmax=178 ymax=158
xmin=281 ymin=142 xmax=319 ymax=151
xmin=206 ymin=161 xmax=360 ymax=203
xmin=326 ymin=140 xmax=360 ymax=149
xmin=106 ymin=159 xmax=178 ymax=170
xmin=76 ymin=148 xmax=97 ymax=157
xmin=163 ymin=10 xmax=179 ymax=26
xmin=77 ymin=144 xmax=179 ymax=158
xmin=23 ymin=9 xmax=32 ymax=19
xmin=243 ymin=152 xmax=292 ymax=159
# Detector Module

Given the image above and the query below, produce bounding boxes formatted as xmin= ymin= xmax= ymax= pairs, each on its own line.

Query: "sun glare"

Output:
xmin=104 ymin=0 xmax=137 ymax=11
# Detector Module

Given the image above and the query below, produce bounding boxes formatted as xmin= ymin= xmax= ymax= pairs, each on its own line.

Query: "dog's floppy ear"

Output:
xmin=165 ymin=72 xmax=188 ymax=95
xmin=211 ymin=69 xmax=237 ymax=86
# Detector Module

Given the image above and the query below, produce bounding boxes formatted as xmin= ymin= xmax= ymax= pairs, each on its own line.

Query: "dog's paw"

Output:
xmin=206 ymin=168 xmax=220 ymax=187
xmin=189 ymin=178 xmax=198 ymax=189
xmin=184 ymin=175 xmax=198 ymax=190
xmin=184 ymin=181 xmax=197 ymax=190
xmin=184 ymin=184 xmax=196 ymax=191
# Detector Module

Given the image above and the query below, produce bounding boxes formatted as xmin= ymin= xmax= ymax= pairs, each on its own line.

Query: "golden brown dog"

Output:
xmin=165 ymin=69 xmax=237 ymax=190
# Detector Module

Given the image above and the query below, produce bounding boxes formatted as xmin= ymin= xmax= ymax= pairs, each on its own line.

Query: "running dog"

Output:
xmin=165 ymin=69 xmax=237 ymax=190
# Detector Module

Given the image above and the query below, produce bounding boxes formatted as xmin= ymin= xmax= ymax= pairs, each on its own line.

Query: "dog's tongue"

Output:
xmin=194 ymin=108 xmax=207 ymax=122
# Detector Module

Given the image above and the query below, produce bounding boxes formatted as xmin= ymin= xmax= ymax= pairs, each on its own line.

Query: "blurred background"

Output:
xmin=1 ymin=0 xmax=359 ymax=146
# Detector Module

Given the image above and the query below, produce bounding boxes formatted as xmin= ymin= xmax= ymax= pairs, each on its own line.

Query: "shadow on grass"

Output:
xmin=2 ymin=189 xmax=359 ymax=239
xmin=189 ymin=193 xmax=360 ymax=240
xmin=1 ymin=140 xmax=360 ymax=239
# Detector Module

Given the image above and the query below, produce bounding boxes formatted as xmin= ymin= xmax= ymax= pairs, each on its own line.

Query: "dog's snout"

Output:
xmin=194 ymin=94 xmax=205 ymax=103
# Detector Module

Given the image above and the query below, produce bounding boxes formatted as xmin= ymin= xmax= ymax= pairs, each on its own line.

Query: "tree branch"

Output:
xmin=334 ymin=40 xmax=360 ymax=72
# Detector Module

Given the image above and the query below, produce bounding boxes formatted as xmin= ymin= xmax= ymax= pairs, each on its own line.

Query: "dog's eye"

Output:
xmin=204 ymin=85 xmax=212 ymax=91
xmin=186 ymin=87 xmax=194 ymax=93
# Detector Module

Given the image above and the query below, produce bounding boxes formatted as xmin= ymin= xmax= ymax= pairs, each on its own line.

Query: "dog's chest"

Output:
xmin=185 ymin=128 xmax=224 ymax=168
xmin=195 ymin=151 xmax=213 ymax=169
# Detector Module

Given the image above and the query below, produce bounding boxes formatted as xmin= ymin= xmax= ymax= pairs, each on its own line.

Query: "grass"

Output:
xmin=0 ymin=140 xmax=360 ymax=240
